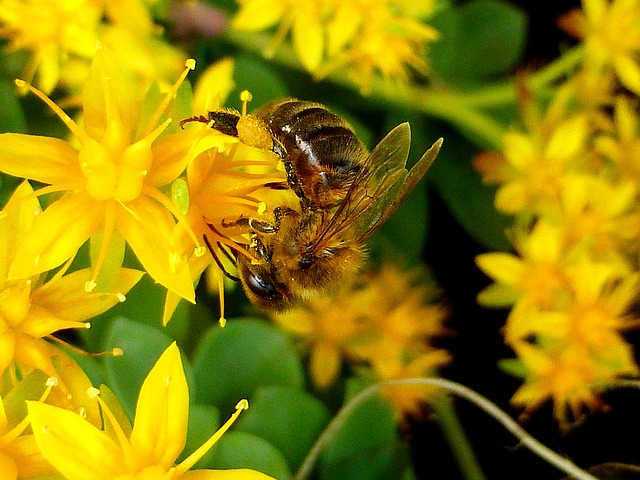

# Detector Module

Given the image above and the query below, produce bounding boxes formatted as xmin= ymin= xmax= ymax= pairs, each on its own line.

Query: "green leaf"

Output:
xmin=192 ymin=318 xmax=304 ymax=413
xmin=430 ymin=0 xmax=528 ymax=85
xmin=178 ymin=403 xmax=221 ymax=469
xmin=236 ymin=386 xmax=331 ymax=471
xmin=319 ymin=379 xmax=411 ymax=480
xmin=229 ymin=53 xmax=289 ymax=110
xmin=428 ymin=130 xmax=511 ymax=251
xmin=209 ymin=431 xmax=292 ymax=479
xmin=101 ymin=317 xmax=188 ymax=419
xmin=79 ymin=273 xmax=190 ymax=352
xmin=0 ymin=78 xmax=26 ymax=133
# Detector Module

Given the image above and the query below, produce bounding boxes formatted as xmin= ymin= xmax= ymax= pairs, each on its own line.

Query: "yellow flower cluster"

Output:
xmin=231 ymin=0 xmax=439 ymax=93
xmin=272 ymin=263 xmax=450 ymax=419
xmin=0 ymin=47 xmax=286 ymax=479
xmin=0 ymin=0 xmax=186 ymax=96
xmin=474 ymin=0 xmax=640 ymax=424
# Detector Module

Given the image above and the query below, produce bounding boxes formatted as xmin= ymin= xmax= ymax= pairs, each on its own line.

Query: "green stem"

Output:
xmin=293 ymin=378 xmax=599 ymax=480
xmin=432 ymin=396 xmax=486 ymax=480
xmin=223 ymin=29 xmax=584 ymax=150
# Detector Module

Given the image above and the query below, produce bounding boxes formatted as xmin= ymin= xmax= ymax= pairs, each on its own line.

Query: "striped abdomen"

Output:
xmin=257 ymin=100 xmax=368 ymax=208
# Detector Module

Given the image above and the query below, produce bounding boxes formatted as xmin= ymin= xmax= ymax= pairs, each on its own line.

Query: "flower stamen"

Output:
xmin=174 ymin=399 xmax=249 ymax=475
xmin=142 ymin=59 xmax=196 ymax=139
xmin=14 ymin=79 xmax=90 ymax=143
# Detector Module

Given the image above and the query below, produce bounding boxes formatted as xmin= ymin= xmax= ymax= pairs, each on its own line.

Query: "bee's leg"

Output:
xmin=250 ymin=235 xmax=269 ymax=261
xmin=221 ymin=216 xmax=250 ymax=228
xmin=248 ymin=206 xmax=296 ymax=234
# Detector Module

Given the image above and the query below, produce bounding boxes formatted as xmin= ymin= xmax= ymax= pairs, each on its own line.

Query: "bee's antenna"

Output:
xmin=203 ymin=234 xmax=241 ymax=283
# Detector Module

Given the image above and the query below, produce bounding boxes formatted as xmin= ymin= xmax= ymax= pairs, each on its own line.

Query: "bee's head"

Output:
xmin=236 ymin=257 xmax=293 ymax=311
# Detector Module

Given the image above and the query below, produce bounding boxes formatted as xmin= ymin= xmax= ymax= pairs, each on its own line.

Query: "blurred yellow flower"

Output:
xmin=0 ymin=0 xmax=189 ymax=96
xmin=272 ymin=289 xmax=371 ymax=388
xmin=564 ymin=0 xmax=640 ymax=94
xmin=27 ymin=342 xmax=275 ymax=480
xmin=493 ymin=115 xmax=589 ymax=215
xmin=272 ymin=262 xmax=451 ymax=414
xmin=231 ymin=0 xmax=438 ymax=92
xmin=0 ymin=181 xmax=143 ymax=384
xmin=0 ymin=50 xmax=231 ymax=305
xmin=0 ymin=0 xmax=102 ymax=93
xmin=476 ymin=221 xmax=570 ymax=310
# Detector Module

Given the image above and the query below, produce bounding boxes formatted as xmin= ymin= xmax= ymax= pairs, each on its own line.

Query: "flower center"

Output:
xmin=79 ymin=137 xmax=153 ymax=203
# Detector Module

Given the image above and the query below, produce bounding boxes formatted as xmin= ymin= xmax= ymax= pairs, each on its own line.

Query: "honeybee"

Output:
xmin=183 ymin=100 xmax=442 ymax=310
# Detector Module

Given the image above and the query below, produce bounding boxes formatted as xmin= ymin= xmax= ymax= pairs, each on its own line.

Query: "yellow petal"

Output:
xmin=148 ymin=132 xmax=201 ymax=187
xmin=614 ymin=54 xmax=640 ymax=95
xmin=193 ymin=58 xmax=236 ymax=113
xmin=117 ymin=200 xmax=196 ymax=303
xmin=27 ymin=401 xmax=126 ymax=480
xmin=0 ymin=450 xmax=17 ymax=480
xmin=544 ymin=116 xmax=587 ymax=161
xmin=475 ymin=252 xmax=523 ymax=285
xmin=494 ymin=181 xmax=528 ymax=213
xmin=82 ymin=49 xmax=138 ymax=143
xmin=0 ymin=333 xmax=17 ymax=375
xmin=7 ymin=433 xmax=56 ymax=478
xmin=292 ymin=12 xmax=324 ymax=72
xmin=31 ymin=268 xmax=144 ymax=321
xmin=231 ymin=0 xmax=286 ymax=31
xmin=8 ymin=192 xmax=103 ymax=280
xmin=309 ymin=343 xmax=341 ymax=389
xmin=129 ymin=342 xmax=189 ymax=469
xmin=0 ymin=134 xmax=81 ymax=185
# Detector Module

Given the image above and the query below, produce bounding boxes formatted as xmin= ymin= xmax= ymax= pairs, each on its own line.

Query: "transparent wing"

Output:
xmin=310 ymin=123 xmax=411 ymax=251
xmin=357 ymin=136 xmax=443 ymax=240
xmin=311 ymin=125 xmax=442 ymax=253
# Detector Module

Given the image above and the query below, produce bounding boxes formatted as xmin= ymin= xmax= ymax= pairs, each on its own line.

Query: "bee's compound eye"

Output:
xmin=238 ymin=260 xmax=280 ymax=299
xmin=245 ymin=271 xmax=279 ymax=298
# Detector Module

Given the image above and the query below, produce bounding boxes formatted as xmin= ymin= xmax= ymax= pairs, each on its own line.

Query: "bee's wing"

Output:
xmin=312 ymin=122 xmax=442 ymax=252
xmin=355 ymin=135 xmax=443 ymax=240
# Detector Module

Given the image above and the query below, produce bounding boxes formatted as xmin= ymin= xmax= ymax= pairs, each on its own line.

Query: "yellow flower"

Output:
xmin=27 ymin=342 xmax=275 ymax=480
xmin=595 ymin=96 xmax=640 ymax=183
xmin=0 ymin=180 xmax=143 ymax=383
xmin=493 ymin=115 xmax=589 ymax=215
xmin=0 ymin=375 xmax=57 ymax=479
xmin=318 ymin=4 xmax=439 ymax=93
xmin=503 ymin=255 xmax=639 ymax=423
xmin=567 ymin=0 xmax=640 ymax=94
xmin=272 ymin=263 xmax=450 ymax=393
xmin=272 ymin=290 xmax=371 ymax=389
xmin=231 ymin=0 xmax=438 ymax=92
xmin=0 ymin=0 xmax=190 ymax=96
xmin=476 ymin=221 xmax=570 ymax=309
xmin=557 ymin=173 xmax=638 ymax=257
xmin=510 ymin=340 xmax=637 ymax=424
xmin=372 ymin=351 xmax=451 ymax=419
xmin=161 ymin=67 xmax=294 ymax=325
xmin=0 ymin=49 xmax=227 ymax=304
xmin=347 ymin=264 xmax=449 ymax=363
xmin=0 ymin=350 xmax=104 ymax=479
xmin=232 ymin=0 xmax=325 ymax=72
xmin=0 ymin=0 xmax=102 ymax=93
